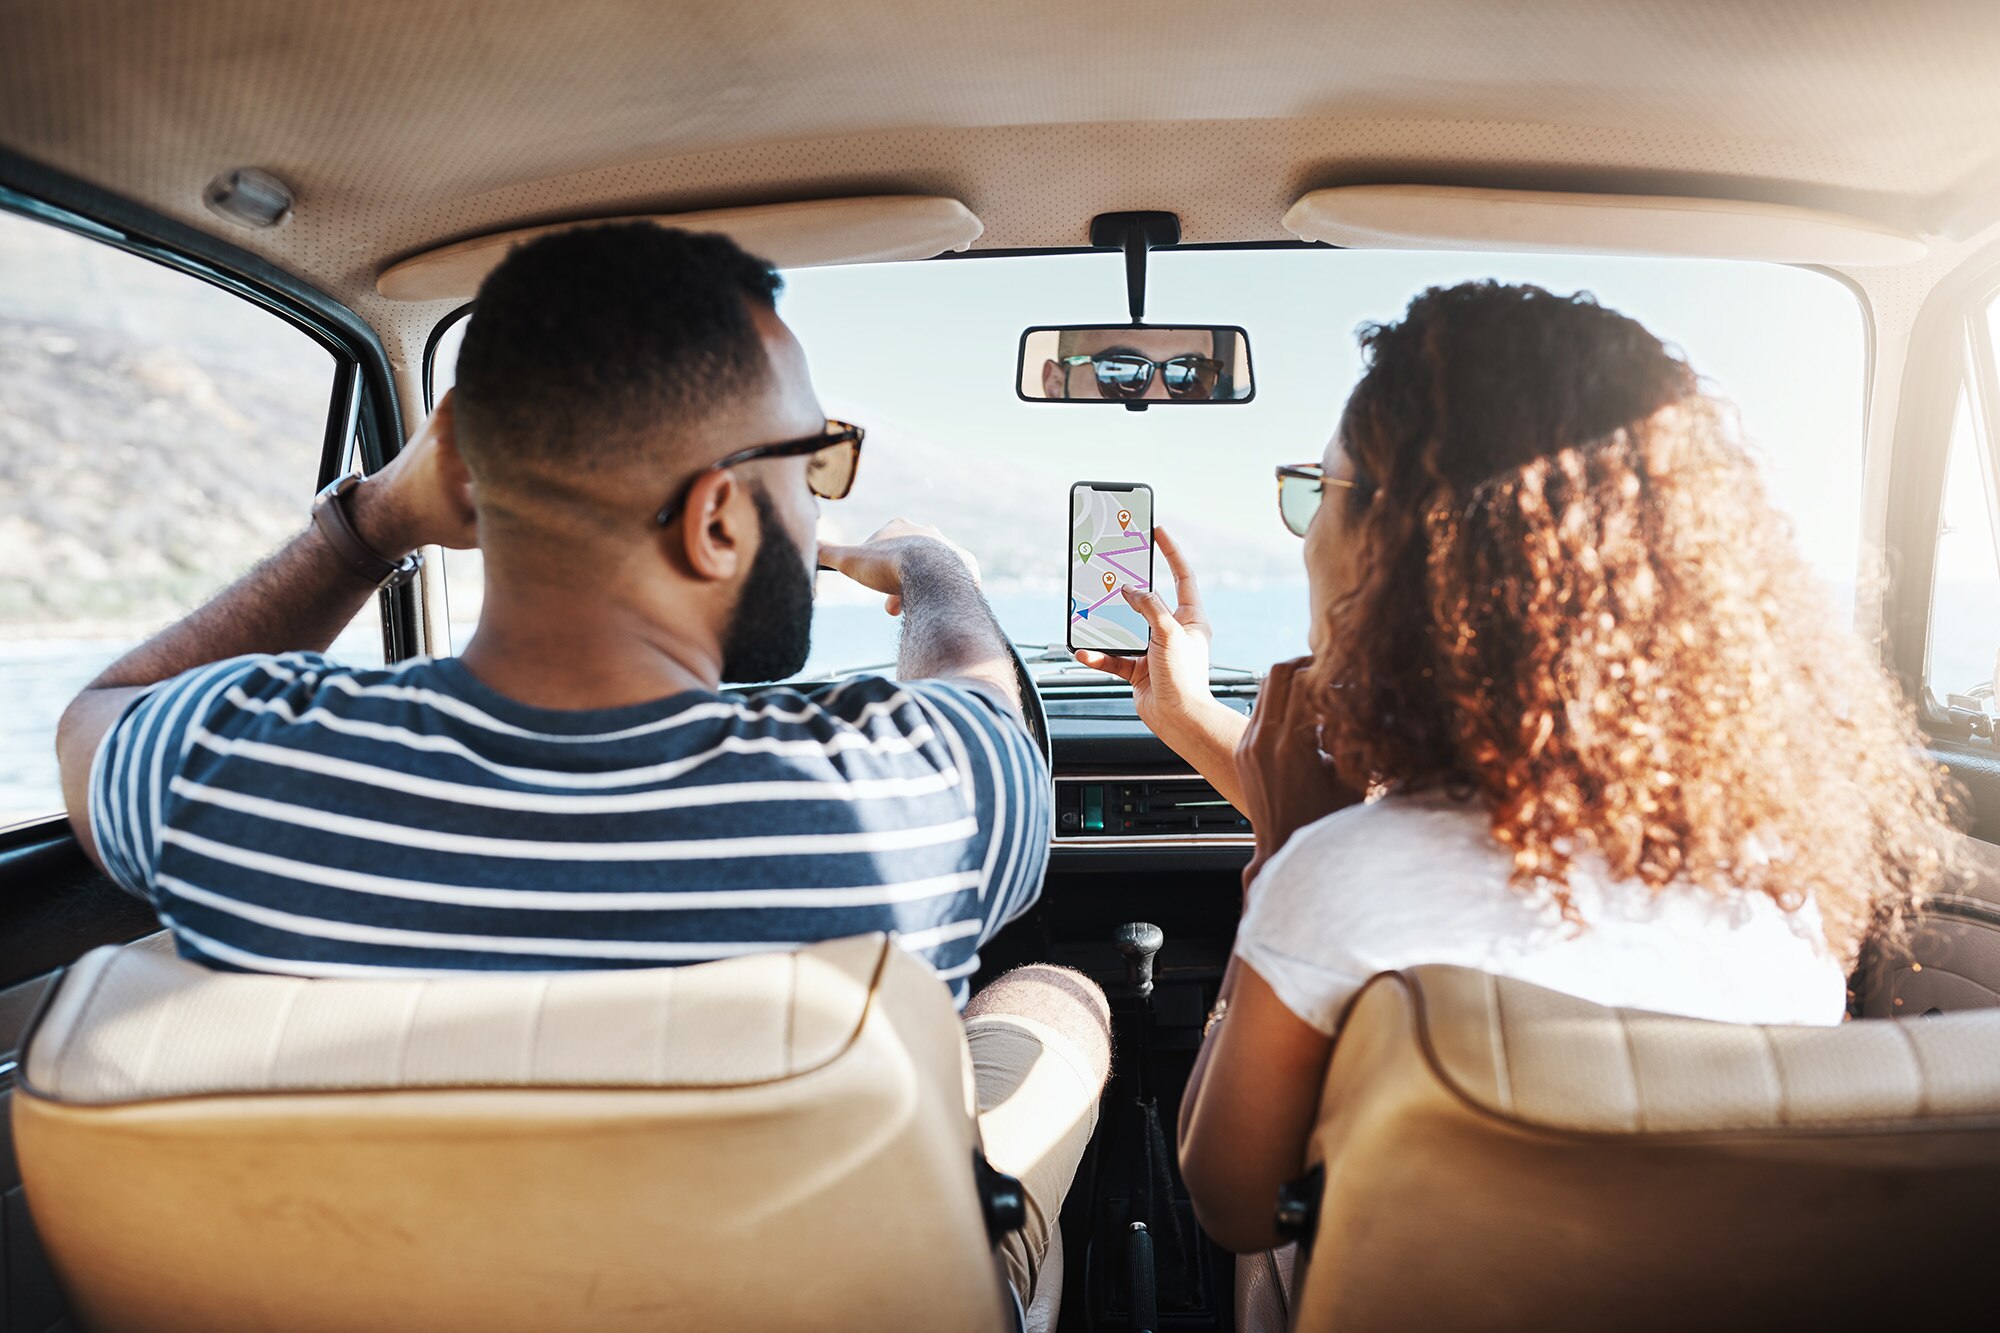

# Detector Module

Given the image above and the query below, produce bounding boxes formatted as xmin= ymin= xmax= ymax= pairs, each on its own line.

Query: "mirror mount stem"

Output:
xmin=1090 ymin=212 xmax=1181 ymax=324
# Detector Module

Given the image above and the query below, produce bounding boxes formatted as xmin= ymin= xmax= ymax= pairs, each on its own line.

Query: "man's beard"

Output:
xmin=718 ymin=488 xmax=815 ymax=684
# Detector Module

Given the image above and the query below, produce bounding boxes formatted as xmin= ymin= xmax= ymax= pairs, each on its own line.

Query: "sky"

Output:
xmin=780 ymin=247 xmax=1867 ymax=572
xmin=434 ymin=244 xmax=1880 ymax=674
xmin=773 ymin=247 xmax=1867 ymax=659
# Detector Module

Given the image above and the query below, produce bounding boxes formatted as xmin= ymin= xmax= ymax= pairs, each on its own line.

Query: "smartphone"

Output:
xmin=1067 ymin=481 xmax=1156 ymax=655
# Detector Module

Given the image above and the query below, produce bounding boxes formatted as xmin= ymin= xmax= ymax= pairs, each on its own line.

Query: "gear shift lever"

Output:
xmin=1111 ymin=921 xmax=1174 ymax=1324
xmin=1114 ymin=921 xmax=1165 ymax=1000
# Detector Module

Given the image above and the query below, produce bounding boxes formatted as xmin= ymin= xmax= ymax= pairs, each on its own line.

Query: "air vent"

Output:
xmin=1055 ymin=775 xmax=1250 ymax=841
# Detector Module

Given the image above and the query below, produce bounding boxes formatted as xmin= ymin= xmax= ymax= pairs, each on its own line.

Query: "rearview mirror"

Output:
xmin=1017 ymin=324 xmax=1254 ymax=405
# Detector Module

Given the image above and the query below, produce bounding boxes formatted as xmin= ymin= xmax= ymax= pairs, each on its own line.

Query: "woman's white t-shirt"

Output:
xmin=1234 ymin=789 xmax=1849 ymax=1033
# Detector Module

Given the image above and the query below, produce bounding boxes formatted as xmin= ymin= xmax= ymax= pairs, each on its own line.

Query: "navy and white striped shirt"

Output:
xmin=88 ymin=653 xmax=1050 ymax=1006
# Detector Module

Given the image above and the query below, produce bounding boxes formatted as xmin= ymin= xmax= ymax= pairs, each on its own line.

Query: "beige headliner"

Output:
xmin=375 ymin=196 xmax=985 ymax=301
xmin=7 ymin=0 xmax=2000 ymax=366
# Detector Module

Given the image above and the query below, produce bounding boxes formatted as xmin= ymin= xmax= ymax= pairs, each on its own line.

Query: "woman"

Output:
xmin=1075 ymin=280 xmax=1956 ymax=1254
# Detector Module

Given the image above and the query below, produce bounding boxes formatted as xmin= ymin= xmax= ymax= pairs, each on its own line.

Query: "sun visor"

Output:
xmin=1281 ymin=185 xmax=1927 ymax=266
xmin=377 ymin=196 xmax=983 ymax=302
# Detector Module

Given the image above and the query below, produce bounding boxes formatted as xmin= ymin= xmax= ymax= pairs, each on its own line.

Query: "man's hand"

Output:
xmin=818 ymin=518 xmax=980 ymax=616
xmin=1077 ymin=526 xmax=1250 ymax=808
xmin=819 ymin=518 xmax=1018 ymax=715
xmin=348 ymin=390 xmax=479 ymax=557
xmin=1236 ymin=657 xmax=1363 ymax=904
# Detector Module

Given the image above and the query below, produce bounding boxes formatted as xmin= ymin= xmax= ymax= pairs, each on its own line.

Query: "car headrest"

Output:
xmin=1406 ymin=963 xmax=2000 ymax=1132
xmin=24 ymin=933 xmax=886 ymax=1102
xmin=12 ymin=934 xmax=1015 ymax=1333
xmin=1289 ymin=965 xmax=2000 ymax=1331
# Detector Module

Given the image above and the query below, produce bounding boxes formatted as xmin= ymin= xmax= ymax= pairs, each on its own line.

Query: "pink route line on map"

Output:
xmin=1075 ymin=588 xmax=1123 ymax=618
xmin=1096 ymin=554 xmax=1149 ymax=585
xmin=1095 ymin=529 xmax=1152 ymax=588
xmin=1070 ymin=529 xmax=1153 ymax=622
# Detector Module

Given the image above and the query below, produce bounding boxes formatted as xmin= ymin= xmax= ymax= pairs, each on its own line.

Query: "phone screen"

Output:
xmin=1067 ymin=481 xmax=1155 ymax=654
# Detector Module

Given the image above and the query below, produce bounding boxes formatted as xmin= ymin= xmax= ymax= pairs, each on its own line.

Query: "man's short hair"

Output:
xmin=452 ymin=222 xmax=783 ymax=477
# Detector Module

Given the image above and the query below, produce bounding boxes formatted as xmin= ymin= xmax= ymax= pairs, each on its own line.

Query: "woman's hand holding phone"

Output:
xmin=1076 ymin=525 xmax=1251 ymax=808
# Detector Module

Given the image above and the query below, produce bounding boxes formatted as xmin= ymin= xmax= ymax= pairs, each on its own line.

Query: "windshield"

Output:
xmin=433 ymin=248 xmax=1867 ymax=681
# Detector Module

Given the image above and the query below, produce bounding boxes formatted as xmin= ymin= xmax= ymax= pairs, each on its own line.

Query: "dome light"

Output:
xmin=202 ymin=167 xmax=294 ymax=229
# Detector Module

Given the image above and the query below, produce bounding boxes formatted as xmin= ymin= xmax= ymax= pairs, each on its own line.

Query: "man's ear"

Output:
xmin=676 ymin=469 xmax=749 ymax=583
xmin=433 ymin=404 xmax=478 ymax=524
xmin=1041 ymin=359 xmax=1067 ymax=400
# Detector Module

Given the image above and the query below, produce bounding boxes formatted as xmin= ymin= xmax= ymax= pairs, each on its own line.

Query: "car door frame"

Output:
xmin=0 ymin=145 xmax=415 ymax=960
xmin=1881 ymin=246 xmax=2000 ymax=838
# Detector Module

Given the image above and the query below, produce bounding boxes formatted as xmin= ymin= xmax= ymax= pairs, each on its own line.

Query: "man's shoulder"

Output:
xmin=188 ymin=651 xmax=442 ymax=713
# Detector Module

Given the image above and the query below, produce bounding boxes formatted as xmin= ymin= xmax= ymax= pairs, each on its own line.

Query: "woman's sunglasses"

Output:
xmin=1275 ymin=462 xmax=1370 ymax=537
xmin=655 ymin=419 xmax=865 ymax=527
xmin=1060 ymin=353 xmax=1223 ymax=401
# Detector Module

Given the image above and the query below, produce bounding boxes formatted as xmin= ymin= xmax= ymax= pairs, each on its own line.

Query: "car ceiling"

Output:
xmin=5 ymin=0 xmax=2000 ymax=360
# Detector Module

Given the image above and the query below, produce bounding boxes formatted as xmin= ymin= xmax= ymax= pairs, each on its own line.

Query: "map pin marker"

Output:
xmin=1117 ymin=509 xmax=1131 ymax=530
xmin=1102 ymin=571 xmax=1117 ymax=592
xmin=1077 ymin=540 xmax=1092 ymax=561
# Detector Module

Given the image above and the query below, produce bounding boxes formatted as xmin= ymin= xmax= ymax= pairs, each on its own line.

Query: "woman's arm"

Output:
xmin=1178 ymin=659 xmax=1364 ymax=1251
xmin=1178 ymin=959 xmax=1334 ymax=1253
xmin=1074 ymin=525 xmax=1249 ymax=808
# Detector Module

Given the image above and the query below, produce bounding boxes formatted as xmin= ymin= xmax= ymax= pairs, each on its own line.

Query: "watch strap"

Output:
xmin=313 ymin=474 xmax=421 ymax=588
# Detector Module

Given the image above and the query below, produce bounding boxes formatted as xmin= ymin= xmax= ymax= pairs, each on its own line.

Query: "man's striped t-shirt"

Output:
xmin=88 ymin=652 xmax=1050 ymax=1006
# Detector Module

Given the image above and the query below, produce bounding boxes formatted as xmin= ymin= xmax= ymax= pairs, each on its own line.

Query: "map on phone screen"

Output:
xmin=1069 ymin=483 xmax=1154 ymax=652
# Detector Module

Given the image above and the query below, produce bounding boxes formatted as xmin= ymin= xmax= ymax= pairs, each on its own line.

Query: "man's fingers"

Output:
xmin=1120 ymin=586 xmax=1179 ymax=639
xmin=1074 ymin=649 xmax=1139 ymax=683
xmin=410 ymin=390 xmax=454 ymax=449
xmin=884 ymin=594 xmax=902 ymax=617
xmin=815 ymin=543 xmax=900 ymax=598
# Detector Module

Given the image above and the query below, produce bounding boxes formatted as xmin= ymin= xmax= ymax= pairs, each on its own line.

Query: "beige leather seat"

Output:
xmin=11 ymin=933 xmax=1022 ymax=1333
xmin=1855 ymin=836 xmax=2000 ymax=1016
xmin=1266 ymin=965 xmax=2000 ymax=1331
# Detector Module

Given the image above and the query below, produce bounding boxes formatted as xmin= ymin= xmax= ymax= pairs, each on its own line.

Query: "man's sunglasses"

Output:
xmin=1061 ymin=353 xmax=1223 ymax=401
xmin=1275 ymin=462 xmax=1370 ymax=537
xmin=655 ymin=420 xmax=865 ymax=527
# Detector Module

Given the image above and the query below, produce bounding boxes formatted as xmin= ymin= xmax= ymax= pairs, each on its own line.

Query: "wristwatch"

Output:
xmin=311 ymin=472 xmax=424 ymax=589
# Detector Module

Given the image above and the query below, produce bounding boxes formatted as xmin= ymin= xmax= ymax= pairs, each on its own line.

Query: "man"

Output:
xmin=1039 ymin=326 xmax=1236 ymax=400
xmin=55 ymin=222 xmax=1105 ymax=1313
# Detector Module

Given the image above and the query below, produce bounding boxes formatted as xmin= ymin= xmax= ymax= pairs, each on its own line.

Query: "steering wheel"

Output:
xmin=1004 ymin=639 xmax=1053 ymax=770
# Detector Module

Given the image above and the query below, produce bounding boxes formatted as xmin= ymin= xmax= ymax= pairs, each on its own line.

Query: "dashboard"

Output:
xmin=1042 ymin=681 xmax=1256 ymax=870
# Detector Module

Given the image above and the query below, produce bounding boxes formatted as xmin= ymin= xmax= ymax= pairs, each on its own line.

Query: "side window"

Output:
xmin=428 ymin=312 xmax=482 ymax=650
xmin=1924 ymin=386 xmax=2000 ymax=710
xmin=0 ymin=208 xmax=365 ymax=827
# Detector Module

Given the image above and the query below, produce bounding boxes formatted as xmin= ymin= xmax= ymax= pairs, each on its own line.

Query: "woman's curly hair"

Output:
xmin=1301 ymin=281 xmax=1955 ymax=961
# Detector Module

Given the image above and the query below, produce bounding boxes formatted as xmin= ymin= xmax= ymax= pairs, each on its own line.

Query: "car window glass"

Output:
xmin=425 ymin=250 xmax=1866 ymax=681
xmin=426 ymin=313 xmax=482 ymax=651
xmin=0 ymin=208 xmax=360 ymax=827
xmin=1926 ymin=385 xmax=2000 ymax=708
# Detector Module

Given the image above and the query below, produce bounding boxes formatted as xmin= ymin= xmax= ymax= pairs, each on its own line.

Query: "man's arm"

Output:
xmin=57 ymin=531 xmax=378 ymax=870
xmin=57 ymin=396 xmax=477 ymax=870
xmin=818 ymin=519 xmax=1022 ymax=718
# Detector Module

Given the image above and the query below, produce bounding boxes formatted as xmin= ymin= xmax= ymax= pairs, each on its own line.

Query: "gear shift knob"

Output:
xmin=1114 ymin=921 xmax=1165 ymax=998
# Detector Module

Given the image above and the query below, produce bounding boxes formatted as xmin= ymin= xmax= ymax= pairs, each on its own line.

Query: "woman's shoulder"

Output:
xmin=1234 ymin=789 xmax=1521 ymax=1034
xmin=1243 ymin=788 xmax=1523 ymax=948
xmin=1266 ymin=787 xmax=1501 ymax=878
